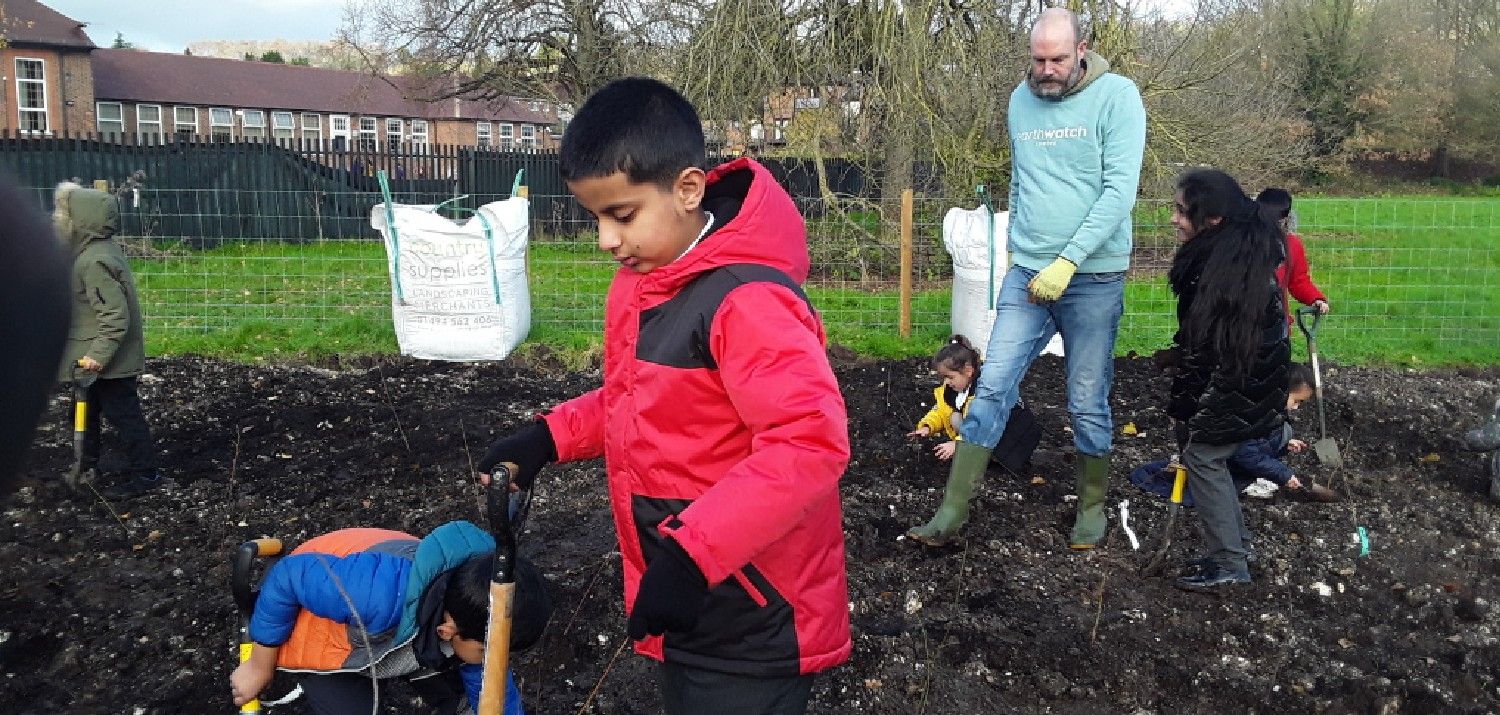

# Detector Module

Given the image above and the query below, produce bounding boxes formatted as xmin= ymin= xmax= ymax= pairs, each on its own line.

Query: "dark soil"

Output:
xmin=2 ymin=353 xmax=1497 ymax=714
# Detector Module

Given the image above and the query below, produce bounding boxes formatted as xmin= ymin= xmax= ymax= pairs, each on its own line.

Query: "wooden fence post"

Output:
xmin=900 ymin=188 xmax=914 ymax=339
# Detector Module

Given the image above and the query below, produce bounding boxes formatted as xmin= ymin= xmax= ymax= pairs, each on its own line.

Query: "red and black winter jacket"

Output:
xmin=541 ymin=158 xmax=852 ymax=677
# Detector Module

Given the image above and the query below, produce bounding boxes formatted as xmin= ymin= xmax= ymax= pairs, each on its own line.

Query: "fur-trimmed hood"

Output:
xmin=53 ymin=182 xmax=119 ymax=254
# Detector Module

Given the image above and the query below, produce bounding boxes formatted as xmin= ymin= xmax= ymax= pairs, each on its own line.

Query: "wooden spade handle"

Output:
xmin=477 ymin=582 xmax=515 ymax=714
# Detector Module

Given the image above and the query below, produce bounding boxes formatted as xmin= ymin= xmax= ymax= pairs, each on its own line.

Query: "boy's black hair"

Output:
xmin=443 ymin=552 xmax=554 ymax=650
xmin=1255 ymin=187 xmax=1293 ymax=221
xmin=560 ymin=77 xmax=705 ymax=189
xmin=444 ymin=554 xmax=493 ymax=641
xmin=1287 ymin=363 xmax=1314 ymax=392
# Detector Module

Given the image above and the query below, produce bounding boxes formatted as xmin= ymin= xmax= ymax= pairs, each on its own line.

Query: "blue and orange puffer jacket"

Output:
xmin=247 ymin=521 xmax=521 ymax=712
xmin=541 ymin=157 xmax=852 ymax=677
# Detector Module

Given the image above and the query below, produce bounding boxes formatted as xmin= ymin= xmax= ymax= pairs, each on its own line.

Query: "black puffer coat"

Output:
xmin=1167 ymin=240 xmax=1290 ymax=446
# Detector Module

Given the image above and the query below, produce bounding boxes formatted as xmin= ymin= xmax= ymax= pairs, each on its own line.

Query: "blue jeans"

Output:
xmin=959 ymin=265 xmax=1125 ymax=457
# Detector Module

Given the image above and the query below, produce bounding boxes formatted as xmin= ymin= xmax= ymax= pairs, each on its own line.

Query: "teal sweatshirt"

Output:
xmin=1006 ymin=51 xmax=1146 ymax=274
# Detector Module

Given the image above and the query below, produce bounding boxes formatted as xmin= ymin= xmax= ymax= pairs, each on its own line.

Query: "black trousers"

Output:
xmin=659 ymin=662 xmax=815 ymax=715
xmin=300 ymin=669 xmax=464 ymax=714
xmin=79 ymin=376 xmax=156 ymax=477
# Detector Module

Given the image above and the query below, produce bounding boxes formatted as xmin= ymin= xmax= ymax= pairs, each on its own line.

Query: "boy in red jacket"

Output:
xmin=476 ymin=77 xmax=851 ymax=713
xmin=1257 ymin=188 xmax=1331 ymax=324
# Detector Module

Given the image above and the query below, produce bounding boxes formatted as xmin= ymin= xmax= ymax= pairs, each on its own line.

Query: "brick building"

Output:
xmin=2 ymin=0 xmax=558 ymax=149
xmin=0 ymin=0 xmax=97 ymax=135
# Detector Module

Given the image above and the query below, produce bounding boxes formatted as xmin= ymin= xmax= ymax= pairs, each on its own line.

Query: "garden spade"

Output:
xmin=66 ymin=365 xmax=98 ymax=492
xmin=478 ymin=462 xmax=520 ymax=715
xmin=231 ymin=538 xmax=285 ymax=715
xmin=1140 ymin=459 xmax=1188 ymax=576
xmin=1296 ymin=307 xmax=1343 ymax=467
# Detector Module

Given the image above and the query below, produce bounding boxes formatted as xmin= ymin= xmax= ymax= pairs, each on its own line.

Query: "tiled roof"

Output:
xmin=91 ymin=48 xmax=555 ymax=124
xmin=0 ymin=0 xmax=97 ymax=49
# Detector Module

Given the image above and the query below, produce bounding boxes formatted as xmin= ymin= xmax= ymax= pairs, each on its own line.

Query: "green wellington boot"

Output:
xmin=1068 ymin=454 xmax=1110 ymax=549
xmin=907 ymin=441 xmax=993 ymax=547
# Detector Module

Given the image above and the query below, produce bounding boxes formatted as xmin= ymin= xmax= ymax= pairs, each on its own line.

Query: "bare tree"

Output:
xmin=339 ymin=0 xmax=662 ymax=103
xmin=1133 ymin=0 xmax=1314 ymax=190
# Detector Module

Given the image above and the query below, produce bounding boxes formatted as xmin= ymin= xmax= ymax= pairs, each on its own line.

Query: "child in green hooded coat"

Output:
xmin=54 ymin=182 xmax=162 ymax=499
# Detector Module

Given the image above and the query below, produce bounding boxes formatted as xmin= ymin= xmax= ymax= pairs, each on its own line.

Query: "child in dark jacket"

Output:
xmin=229 ymin=521 xmax=549 ymax=714
xmin=1133 ymin=364 xmax=1338 ymax=503
xmin=1228 ymin=363 xmax=1339 ymax=501
xmin=1166 ymin=169 xmax=1291 ymax=593
xmin=473 ymin=78 xmax=851 ymax=714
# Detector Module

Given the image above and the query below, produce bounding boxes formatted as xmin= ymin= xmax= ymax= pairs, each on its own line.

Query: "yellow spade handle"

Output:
xmin=1169 ymin=464 xmax=1188 ymax=504
xmin=235 ymin=538 xmax=283 ymax=714
xmin=251 ymin=538 xmax=284 ymax=557
xmin=74 ymin=400 xmax=89 ymax=432
xmin=237 ymin=642 xmax=262 ymax=714
xmin=477 ymin=582 xmax=515 ymax=714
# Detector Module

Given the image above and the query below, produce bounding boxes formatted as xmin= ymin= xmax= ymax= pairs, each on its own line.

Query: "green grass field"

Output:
xmin=131 ymin=194 xmax=1499 ymax=366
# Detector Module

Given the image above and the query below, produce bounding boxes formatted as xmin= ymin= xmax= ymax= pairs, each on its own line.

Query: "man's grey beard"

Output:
xmin=1028 ymin=60 xmax=1083 ymax=99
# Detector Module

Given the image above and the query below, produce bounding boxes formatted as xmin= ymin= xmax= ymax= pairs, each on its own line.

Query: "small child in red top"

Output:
xmin=1257 ymin=188 xmax=1330 ymax=324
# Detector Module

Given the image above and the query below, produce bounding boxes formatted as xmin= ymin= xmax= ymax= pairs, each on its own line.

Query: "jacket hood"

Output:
xmin=54 ymin=182 xmax=120 ymax=254
xmin=397 ymin=521 xmax=494 ymax=645
xmin=638 ymin=158 xmax=810 ymax=295
xmin=1027 ymin=49 xmax=1111 ymax=99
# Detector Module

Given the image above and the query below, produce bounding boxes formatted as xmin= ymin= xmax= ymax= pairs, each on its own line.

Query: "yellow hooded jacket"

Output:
xmin=915 ymin=384 xmax=971 ymax=441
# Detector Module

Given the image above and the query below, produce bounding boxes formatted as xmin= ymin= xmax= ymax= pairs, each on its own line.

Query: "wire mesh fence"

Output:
xmin=5 ymin=137 xmax=1496 ymax=363
xmin=104 ymin=190 xmax=1500 ymax=363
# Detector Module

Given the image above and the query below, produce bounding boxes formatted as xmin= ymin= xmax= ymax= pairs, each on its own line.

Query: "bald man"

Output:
xmin=909 ymin=8 xmax=1146 ymax=549
xmin=0 ymin=174 xmax=70 ymax=493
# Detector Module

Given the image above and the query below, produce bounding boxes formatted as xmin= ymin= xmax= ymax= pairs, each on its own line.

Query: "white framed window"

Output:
xmin=498 ymin=122 xmax=513 ymax=150
xmin=96 ymin=102 xmax=124 ymax=135
xmin=174 ymin=106 xmax=198 ymax=138
xmin=520 ymin=124 xmax=536 ymax=149
xmin=476 ymin=121 xmax=491 ymax=148
xmin=385 ymin=117 xmax=403 ymax=149
xmin=357 ymin=116 xmax=378 ymax=151
xmin=137 ymin=104 xmax=164 ymax=142
xmin=529 ymin=101 xmax=540 ymax=112
xmin=301 ymin=113 xmax=322 ymax=143
xmin=240 ymin=109 xmax=266 ymax=138
xmin=329 ymin=114 xmax=350 ymax=150
xmin=210 ymin=107 xmax=234 ymax=141
xmin=410 ymin=119 xmax=429 ymax=152
xmin=15 ymin=58 xmax=49 ymax=133
xmin=271 ymin=111 xmax=294 ymax=140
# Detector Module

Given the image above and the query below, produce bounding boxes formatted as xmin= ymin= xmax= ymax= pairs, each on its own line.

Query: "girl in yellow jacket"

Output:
xmin=908 ymin=335 xmax=982 ymax=460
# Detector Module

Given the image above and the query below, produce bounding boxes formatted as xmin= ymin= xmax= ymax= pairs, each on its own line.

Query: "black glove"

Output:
xmin=627 ymin=538 xmax=710 ymax=641
xmin=476 ymin=420 xmax=557 ymax=490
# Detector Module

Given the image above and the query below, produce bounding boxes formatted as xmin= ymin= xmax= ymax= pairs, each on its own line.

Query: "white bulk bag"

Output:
xmin=371 ymin=195 xmax=531 ymax=361
xmin=942 ymin=205 xmax=1063 ymax=359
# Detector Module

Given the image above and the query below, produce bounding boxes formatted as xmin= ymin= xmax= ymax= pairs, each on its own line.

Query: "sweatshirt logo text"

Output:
xmin=1015 ymin=125 xmax=1089 ymax=145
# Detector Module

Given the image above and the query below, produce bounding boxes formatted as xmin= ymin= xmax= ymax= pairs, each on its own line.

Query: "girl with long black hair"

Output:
xmin=1166 ymin=169 xmax=1291 ymax=592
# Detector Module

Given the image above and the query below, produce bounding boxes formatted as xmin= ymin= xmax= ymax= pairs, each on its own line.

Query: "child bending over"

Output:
xmin=908 ymin=335 xmax=982 ymax=461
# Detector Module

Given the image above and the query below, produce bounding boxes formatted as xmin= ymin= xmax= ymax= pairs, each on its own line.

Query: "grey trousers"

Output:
xmin=1184 ymin=439 xmax=1252 ymax=575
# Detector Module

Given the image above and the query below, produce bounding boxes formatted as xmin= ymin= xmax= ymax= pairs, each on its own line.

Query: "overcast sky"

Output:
xmin=45 ymin=0 xmax=1197 ymax=55
xmin=46 ymin=0 xmax=345 ymax=53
